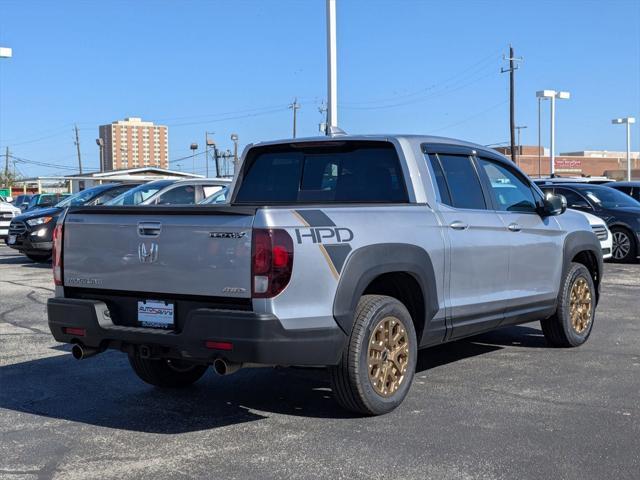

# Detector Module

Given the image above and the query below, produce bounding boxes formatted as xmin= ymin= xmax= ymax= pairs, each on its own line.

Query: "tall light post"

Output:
xmin=95 ymin=138 xmax=105 ymax=172
xmin=537 ymin=97 xmax=547 ymax=177
xmin=205 ymin=132 xmax=215 ymax=177
xmin=1 ymin=47 xmax=12 ymax=187
xmin=611 ymin=117 xmax=636 ymax=181
xmin=189 ymin=143 xmax=198 ymax=174
xmin=230 ymin=133 xmax=239 ymax=173
xmin=536 ymin=90 xmax=570 ymax=176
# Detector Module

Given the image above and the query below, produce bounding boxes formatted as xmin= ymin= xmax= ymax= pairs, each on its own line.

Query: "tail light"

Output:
xmin=251 ymin=229 xmax=293 ymax=298
xmin=52 ymin=223 xmax=63 ymax=286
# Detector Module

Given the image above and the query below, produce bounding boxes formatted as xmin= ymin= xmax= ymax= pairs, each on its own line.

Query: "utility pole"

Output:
xmin=74 ymin=124 xmax=83 ymax=174
xmin=289 ymin=98 xmax=300 ymax=138
xmin=501 ymin=45 xmax=523 ymax=164
xmin=3 ymin=146 xmax=9 ymax=186
xmin=515 ymin=125 xmax=527 ymax=159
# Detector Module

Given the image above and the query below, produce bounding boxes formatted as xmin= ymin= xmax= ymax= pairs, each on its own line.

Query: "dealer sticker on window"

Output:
xmin=137 ymin=300 xmax=174 ymax=329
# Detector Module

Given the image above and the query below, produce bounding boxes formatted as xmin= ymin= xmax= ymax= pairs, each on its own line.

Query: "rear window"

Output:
xmin=234 ymin=141 xmax=408 ymax=204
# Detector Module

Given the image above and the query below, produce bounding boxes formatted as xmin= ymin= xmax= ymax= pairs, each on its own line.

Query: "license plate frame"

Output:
xmin=137 ymin=300 xmax=175 ymax=329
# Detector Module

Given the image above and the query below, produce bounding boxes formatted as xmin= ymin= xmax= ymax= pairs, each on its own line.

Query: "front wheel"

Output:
xmin=128 ymin=355 xmax=208 ymax=388
xmin=329 ymin=295 xmax=417 ymax=416
xmin=541 ymin=262 xmax=596 ymax=347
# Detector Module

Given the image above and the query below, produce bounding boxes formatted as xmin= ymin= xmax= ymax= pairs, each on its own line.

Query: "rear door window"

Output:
xmin=234 ymin=141 xmax=408 ymax=204
xmin=428 ymin=154 xmax=486 ymax=210
xmin=155 ymin=185 xmax=196 ymax=205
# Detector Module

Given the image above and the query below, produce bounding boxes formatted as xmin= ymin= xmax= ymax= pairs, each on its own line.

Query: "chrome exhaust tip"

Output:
xmin=71 ymin=344 xmax=100 ymax=360
xmin=212 ymin=358 xmax=242 ymax=376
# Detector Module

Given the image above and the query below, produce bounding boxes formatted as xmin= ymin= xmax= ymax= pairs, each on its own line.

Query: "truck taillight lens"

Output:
xmin=251 ymin=229 xmax=293 ymax=298
xmin=52 ymin=223 xmax=63 ymax=286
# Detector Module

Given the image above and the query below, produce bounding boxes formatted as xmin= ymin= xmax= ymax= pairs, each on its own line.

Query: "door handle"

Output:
xmin=138 ymin=221 xmax=162 ymax=237
xmin=507 ymin=223 xmax=522 ymax=232
xmin=449 ymin=221 xmax=469 ymax=231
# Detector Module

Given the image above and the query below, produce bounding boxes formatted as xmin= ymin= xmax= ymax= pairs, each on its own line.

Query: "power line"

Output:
xmin=340 ymin=49 xmax=502 ymax=108
xmin=430 ymin=100 xmax=508 ymax=134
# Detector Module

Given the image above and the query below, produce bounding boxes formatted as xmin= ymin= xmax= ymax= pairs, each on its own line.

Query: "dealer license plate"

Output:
xmin=137 ymin=300 xmax=174 ymax=329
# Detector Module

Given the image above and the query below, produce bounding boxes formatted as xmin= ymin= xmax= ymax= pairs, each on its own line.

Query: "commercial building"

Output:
xmin=98 ymin=117 xmax=168 ymax=171
xmin=495 ymin=146 xmax=640 ymax=180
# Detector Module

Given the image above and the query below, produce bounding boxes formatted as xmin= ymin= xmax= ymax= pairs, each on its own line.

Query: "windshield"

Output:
xmin=581 ymin=187 xmax=640 ymax=209
xmin=56 ymin=186 xmax=109 ymax=207
xmin=200 ymin=186 xmax=229 ymax=205
xmin=106 ymin=180 xmax=175 ymax=205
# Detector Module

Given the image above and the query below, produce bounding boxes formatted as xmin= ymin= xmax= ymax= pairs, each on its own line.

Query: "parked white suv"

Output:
xmin=573 ymin=210 xmax=613 ymax=260
xmin=0 ymin=201 xmax=21 ymax=238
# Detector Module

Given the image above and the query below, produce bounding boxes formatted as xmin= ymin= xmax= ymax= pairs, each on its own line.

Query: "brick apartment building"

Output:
xmin=495 ymin=146 xmax=640 ymax=180
xmin=98 ymin=117 xmax=168 ymax=171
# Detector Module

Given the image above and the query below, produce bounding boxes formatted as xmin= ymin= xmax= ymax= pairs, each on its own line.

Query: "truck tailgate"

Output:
xmin=62 ymin=207 xmax=255 ymax=298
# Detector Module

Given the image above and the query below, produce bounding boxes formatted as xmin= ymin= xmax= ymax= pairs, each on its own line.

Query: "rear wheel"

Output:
xmin=329 ymin=294 xmax=417 ymax=416
xmin=25 ymin=252 xmax=52 ymax=263
xmin=128 ymin=355 xmax=208 ymax=388
xmin=541 ymin=262 xmax=595 ymax=347
xmin=610 ymin=227 xmax=637 ymax=263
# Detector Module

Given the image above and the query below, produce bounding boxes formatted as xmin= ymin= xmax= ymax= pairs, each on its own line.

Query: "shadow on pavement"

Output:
xmin=0 ymin=324 xmax=545 ymax=433
xmin=0 ymin=255 xmax=51 ymax=268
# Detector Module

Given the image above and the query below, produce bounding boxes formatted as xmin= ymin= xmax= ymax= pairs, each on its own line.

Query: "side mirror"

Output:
xmin=5 ymin=196 xmax=13 ymax=203
xmin=540 ymin=193 xmax=567 ymax=217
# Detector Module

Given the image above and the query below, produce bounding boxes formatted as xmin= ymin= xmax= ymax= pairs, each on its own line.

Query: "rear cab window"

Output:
xmin=233 ymin=141 xmax=409 ymax=204
xmin=426 ymin=153 xmax=487 ymax=210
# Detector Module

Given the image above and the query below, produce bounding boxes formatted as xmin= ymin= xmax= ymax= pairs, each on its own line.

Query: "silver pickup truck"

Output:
xmin=47 ymin=135 xmax=602 ymax=415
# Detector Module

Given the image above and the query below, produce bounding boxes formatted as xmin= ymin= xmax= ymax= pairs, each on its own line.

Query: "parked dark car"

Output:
xmin=24 ymin=193 xmax=71 ymax=212
xmin=605 ymin=181 xmax=640 ymax=203
xmin=5 ymin=183 xmax=139 ymax=262
xmin=538 ymin=182 xmax=640 ymax=263
xmin=13 ymin=193 xmax=33 ymax=212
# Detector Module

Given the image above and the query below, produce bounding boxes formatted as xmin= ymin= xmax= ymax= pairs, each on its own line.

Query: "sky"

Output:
xmin=0 ymin=0 xmax=639 ymax=178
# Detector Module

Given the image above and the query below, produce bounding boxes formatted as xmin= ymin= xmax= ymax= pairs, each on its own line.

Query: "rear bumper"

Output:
xmin=47 ymin=298 xmax=346 ymax=366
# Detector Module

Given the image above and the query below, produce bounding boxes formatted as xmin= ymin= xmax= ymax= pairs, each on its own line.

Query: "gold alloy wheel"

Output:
xmin=368 ymin=316 xmax=410 ymax=397
xmin=570 ymin=277 xmax=592 ymax=334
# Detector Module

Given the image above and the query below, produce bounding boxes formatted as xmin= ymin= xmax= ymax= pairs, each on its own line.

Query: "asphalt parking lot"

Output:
xmin=0 ymin=244 xmax=638 ymax=480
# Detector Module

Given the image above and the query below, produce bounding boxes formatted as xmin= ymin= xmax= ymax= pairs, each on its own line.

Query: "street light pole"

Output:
xmin=230 ymin=133 xmax=239 ymax=173
xmin=189 ymin=143 xmax=198 ymax=174
xmin=537 ymin=90 xmax=570 ymax=177
xmin=612 ymin=117 xmax=636 ymax=181
xmin=537 ymin=97 xmax=543 ymax=177
xmin=95 ymin=138 xmax=105 ymax=172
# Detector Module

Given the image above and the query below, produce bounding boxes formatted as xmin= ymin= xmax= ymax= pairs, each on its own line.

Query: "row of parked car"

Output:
xmin=534 ymin=179 xmax=640 ymax=263
xmin=2 ymin=176 xmax=639 ymax=264
xmin=1 ymin=178 xmax=230 ymax=262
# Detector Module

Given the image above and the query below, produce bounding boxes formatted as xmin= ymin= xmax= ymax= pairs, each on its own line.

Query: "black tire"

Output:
xmin=128 ymin=355 xmax=208 ymax=388
xmin=25 ymin=252 xmax=52 ymax=263
xmin=541 ymin=262 xmax=596 ymax=348
xmin=329 ymin=294 xmax=417 ymax=416
xmin=610 ymin=227 xmax=637 ymax=263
